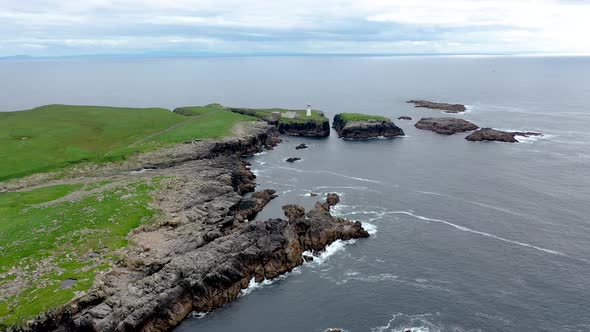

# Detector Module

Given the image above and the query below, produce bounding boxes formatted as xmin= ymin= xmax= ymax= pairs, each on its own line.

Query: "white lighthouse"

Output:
xmin=306 ymin=104 xmax=312 ymax=117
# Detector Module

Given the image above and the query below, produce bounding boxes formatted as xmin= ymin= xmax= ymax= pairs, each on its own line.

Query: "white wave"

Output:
xmin=276 ymin=166 xmax=381 ymax=183
xmin=256 ymin=161 xmax=267 ymax=166
xmin=303 ymin=239 xmax=357 ymax=266
xmin=190 ymin=311 xmax=209 ymax=319
xmin=415 ymin=190 xmax=524 ymax=217
xmin=362 ymin=222 xmax=378 ymax=235
xmin=239 ymin=277 xmax=275 ymax=296
xmin=253 ymin=151 xmax=267 ymax=156
xmin=372 ymin=312 xmax=443 ymax=332
xmin=464 ymin=105 xmax=474 ymax=113
xmin=388 ymin=211 xmax=569 ymax=257
xmin=514 ymin=133 xmax=554 ymax=144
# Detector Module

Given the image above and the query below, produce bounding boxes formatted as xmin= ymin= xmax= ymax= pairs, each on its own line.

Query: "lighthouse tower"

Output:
xmin=306 ymin=104 xmax=312 ymax=117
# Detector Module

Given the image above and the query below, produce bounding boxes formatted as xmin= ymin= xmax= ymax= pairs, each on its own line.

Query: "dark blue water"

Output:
xmin=2 ymin=56 xmax=589 ymax=331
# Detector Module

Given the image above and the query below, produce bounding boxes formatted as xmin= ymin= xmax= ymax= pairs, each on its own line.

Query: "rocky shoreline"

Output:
xmin=9 ymin=122 xmax=368 ymax=332
xmin=333 ymin=114 xmax=405 ymax=139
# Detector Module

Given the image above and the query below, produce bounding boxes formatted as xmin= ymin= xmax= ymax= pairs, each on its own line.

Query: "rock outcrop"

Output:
xmin=10 ymin=122 xmax=369 ymax=332
xmin=229 ymin=107 xmax=331 ymax=137
xmin=333 ymin=114 xmax=405 ymax=140
xmin=278 ymin=120 xmax=330 ymax=137
xmin=465 ymin=128 xmax=542 ymax=143
xmin=398 ymin=116 xmax=412 ymax=120
xmin=415 ymin=117 xmax=479 ymax=135
xmin=295 ymin=143 xmax=308 ymax=150
xmin=285 ymin=157 xmax=301 ymax=163
xmin=407 ymin=100 xmax=466 ymax=113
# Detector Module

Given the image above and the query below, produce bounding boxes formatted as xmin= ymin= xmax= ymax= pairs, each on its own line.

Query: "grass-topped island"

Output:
xmin=332 ymin=113 xmax=405 ymax=140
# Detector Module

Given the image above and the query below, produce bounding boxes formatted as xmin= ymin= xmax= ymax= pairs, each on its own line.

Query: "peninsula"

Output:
xmin=0 ymin=104 xmax=367 ymax=331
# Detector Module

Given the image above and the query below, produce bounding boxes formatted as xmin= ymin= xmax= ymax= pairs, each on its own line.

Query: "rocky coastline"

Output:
xmin=465 ymin=128 xmax=542 ymax=143
xmin=333 ymin=114 xmax=405 ymax=139
xmin=407 ymin=100 xmax=466 ymax=113
xmin=415 ymin=117 xmax=479 ymax=135
xmin=9 ymin=122 xmax=369 ymax=332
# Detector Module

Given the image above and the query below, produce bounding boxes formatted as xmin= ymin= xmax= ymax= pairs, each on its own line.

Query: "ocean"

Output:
xmin=2 ymin=56 xmax=589 ymax=331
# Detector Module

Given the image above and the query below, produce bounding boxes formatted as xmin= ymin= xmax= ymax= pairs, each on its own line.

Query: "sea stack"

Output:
xmin=333 ymin=113 xmax=404 ymax=139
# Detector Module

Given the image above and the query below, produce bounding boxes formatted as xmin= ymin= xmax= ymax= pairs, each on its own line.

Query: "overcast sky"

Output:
xmin=1 ymin=0 xmax=590 ymax=57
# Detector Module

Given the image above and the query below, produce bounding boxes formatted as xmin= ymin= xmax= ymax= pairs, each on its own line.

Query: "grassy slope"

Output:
xmin=0 ymin=103 xmax=258 ymax=327
xmin=0 ymin=104 xmax=256 ymax=181
xmin=0 ymin=180 xmax=160 ymax=327
xmin=338 ymin=113 xmax=390 ymax=122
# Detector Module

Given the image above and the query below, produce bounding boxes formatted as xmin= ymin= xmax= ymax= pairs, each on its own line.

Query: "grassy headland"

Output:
xmin=0 ymin=103 xmax=262 ymax=328
xmin=0 ymin=104 xmax=256 ymax=181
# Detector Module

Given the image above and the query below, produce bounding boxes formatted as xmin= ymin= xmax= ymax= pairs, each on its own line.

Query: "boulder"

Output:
xmin=295 ymin=143 xmax=308 ymax=150
xmin=285 ymin=157 xmax=301 ymax=163
xmin=415 ymin=117 xmax=479 ymax=135
xmin=398 ymin=116 xmax=412 ymax=120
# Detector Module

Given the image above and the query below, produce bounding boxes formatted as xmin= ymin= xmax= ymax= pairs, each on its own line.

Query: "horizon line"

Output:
xmin=2 ymin=51 xmax=590 ymax=60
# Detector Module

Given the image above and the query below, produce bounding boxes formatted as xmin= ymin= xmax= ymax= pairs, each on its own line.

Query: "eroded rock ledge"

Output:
xmin=12 ymin=122 xmax=368 ymax=332
xmin=333 ymin=114 xmax=405 ymax=140
xmin=407 ymin=100 xmax=466 ymax=113
xmin=415 ymin=117 xmax=479 ymax=135
xmin=465 ymin=128 xmax=542 ymax=143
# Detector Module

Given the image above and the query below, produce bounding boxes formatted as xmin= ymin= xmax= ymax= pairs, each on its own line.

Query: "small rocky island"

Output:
xmin=333 ymin=113 xmax=405 ymax=139
xmin=466 ymin=128 xmax=542 ymax=143
xmin=229 ymin=106 xmax=330 ymax=137
xmin=407 ymin=100 xmax=466 ymax=113
xmin=415 ymin=117 xmax=479 ymax=135
xmin=398 ymin=116 xmax=412 ymax=120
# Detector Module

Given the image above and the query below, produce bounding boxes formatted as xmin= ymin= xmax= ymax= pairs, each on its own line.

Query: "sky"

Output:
xmin=1 ymin=0 xmax=590 ymax=57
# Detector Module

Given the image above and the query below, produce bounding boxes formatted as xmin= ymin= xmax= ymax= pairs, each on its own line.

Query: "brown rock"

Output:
xmin=415 ymin=117 xmax=479 ymax=135
xmin=407 ymin=100 xmax=466 ymax=113
xmin=465 ymin=128 xmax=542 ymax=143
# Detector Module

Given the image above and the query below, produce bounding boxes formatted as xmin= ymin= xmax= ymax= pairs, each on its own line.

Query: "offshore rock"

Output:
xmin=465 ymin=128 xmax=542 ymax=143
xmin=333 ymin=114 xmax=405 ymax=140
xmin=415 ymin=117 xmax=479 ymax=135
xmin=407 ymin=100 xmax=466 ymax=113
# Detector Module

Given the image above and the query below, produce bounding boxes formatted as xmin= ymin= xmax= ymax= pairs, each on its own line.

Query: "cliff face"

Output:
xmin=332 ymin=114 xmax=404 ymax=140
xmin=12 ymin=122 xmax=367 ymax=332
xmin=229 ymin=107 xmax=330 ymax=137
xmin=278 ymin=120 xmax=330 ymax=137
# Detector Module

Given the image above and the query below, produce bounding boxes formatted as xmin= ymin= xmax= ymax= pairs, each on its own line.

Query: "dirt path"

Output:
xmin=128 ymin=111 xmax=216 ymax=147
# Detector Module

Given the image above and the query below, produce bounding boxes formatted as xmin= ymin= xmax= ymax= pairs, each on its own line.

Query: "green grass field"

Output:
xmin=0 ymin=104 xmax=256 ymax=181
xmin=0 ymin=180 xmax=160 ymax=327
xmin=338 ymin=113 xmax=390 ymax=122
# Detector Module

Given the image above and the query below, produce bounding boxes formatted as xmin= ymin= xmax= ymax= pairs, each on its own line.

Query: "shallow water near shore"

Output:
xmin=2 ymin=56 xmax=590 ymax=331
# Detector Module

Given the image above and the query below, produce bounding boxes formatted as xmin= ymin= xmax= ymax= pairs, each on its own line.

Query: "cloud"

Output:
xmin=0 ymin=0 xmax=589 ymax=56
